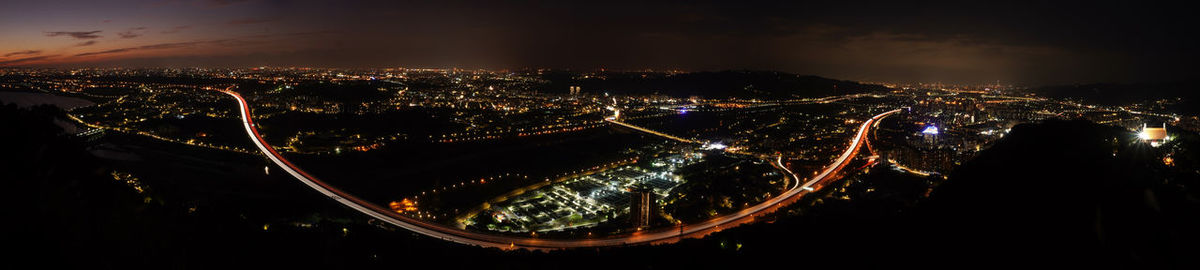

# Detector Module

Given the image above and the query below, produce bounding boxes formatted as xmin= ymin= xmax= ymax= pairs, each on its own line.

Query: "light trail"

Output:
xmin=777 ymin=155 xmax=801 ymax=190
xmin=221 ymin=85 xmax=898 ymax=250
xmin=604 ymin=118 xmax=697 ymax=144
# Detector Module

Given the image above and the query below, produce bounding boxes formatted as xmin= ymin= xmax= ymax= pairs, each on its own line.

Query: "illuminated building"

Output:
xmin=629 ymin=186 xmax=653 ymax=229
xmin=71 ymin=127 xmax=106 ymax=145
xmin=702 ymin=142 xmax=727 ymax=150
xmin=922 ymin=125 xmax=939 ymax=135
xmin=1139 ymin=123 xmax=1169 ymax=147
xmin=922 ymin=124 xmax=939 ymax=144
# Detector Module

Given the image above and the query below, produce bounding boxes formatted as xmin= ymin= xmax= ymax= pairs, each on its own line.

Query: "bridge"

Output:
xmin=604 ymin=116 xmax=697 ymax=144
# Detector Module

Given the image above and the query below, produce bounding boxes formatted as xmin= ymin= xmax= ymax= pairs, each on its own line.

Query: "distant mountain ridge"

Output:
xmin=540 ymin=70 xmax=890 ymax=99
xmin=1028 ymin=81 xmax=1199 ymax=114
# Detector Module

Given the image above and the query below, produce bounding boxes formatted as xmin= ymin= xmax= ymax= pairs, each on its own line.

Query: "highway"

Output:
xmin=221 ymin=85 xmax=899 ymax=250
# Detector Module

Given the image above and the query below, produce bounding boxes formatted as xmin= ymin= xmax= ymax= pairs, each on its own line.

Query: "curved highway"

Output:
xmin=221 ymin=86 xmax=899 ymax=250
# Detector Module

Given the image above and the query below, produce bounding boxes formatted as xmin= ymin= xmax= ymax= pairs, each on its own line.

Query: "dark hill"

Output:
xmin=917 ymin=119 xmax=1200 ymax=268
xmin=1029 ymin=82 xmax=1200 ymax=114
xmin=540 ymin=70 xmax=890 ymax=99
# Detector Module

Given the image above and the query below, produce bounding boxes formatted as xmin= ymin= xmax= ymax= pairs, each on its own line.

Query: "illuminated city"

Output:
xmin=3 ymin=1 xmax=1199 ymax=269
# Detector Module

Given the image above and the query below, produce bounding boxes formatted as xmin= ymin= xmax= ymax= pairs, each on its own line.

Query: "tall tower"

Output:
xmin=629 ymin=187 xmax=653 ymax=229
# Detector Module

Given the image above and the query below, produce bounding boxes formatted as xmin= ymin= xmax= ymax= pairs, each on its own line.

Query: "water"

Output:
xmin=0 ymin=90 xmax=95 ymax=110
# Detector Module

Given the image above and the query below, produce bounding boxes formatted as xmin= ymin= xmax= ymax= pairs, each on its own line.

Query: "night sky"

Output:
xmin=1 ymin=0 xmax=1196 ymax=85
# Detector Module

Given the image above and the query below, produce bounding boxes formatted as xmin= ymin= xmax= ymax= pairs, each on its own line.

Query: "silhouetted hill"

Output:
xmin=646 ymin=119 xmax=1200 ymax=269
xmin=1029 ymin=82 xmax=1200 ymax=114
xmin=918 ymin=119 xmax=1200 ymax=268
xmin=541 ymin=70 xmax=890 ymax=99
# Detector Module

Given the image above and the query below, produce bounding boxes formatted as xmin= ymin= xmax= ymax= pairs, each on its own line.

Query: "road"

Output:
xmin=604 ymin=118 xmax=697 ymax=144
xmin=221 ymin=85 xmax=899 ymax=250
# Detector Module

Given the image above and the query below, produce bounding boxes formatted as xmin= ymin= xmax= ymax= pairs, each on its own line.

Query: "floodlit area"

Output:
xmin=469 ymin=150 xmax=703 ymax=233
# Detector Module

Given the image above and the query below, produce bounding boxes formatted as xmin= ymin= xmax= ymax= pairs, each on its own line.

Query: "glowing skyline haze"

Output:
xmin=2 ymin=0 xmax=1197 ymax=85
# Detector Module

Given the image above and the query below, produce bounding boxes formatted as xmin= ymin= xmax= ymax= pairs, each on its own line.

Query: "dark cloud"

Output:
xmin=0 ymin=55 xmax=58 ymax=66
xmin=359 ymin=1 xmax=1195 ymax=84
xmin=3 ymin=50 xmax=42 ymax=57
xmin=117 ymin=27 xmax=147 ymax=39
xmin=74 ymin=40 xmax=229 ymax=57
xmin=241 ymin=30 xmax=335 ymax=39
xmin=205 ymin=0 xmax=253 ymax=7
xmin=75 ymin=40 xmax=98 ymax=47
xmin=44 ymin=31 xmax=102 ymax=39
xmin=227 ymin=17 xmax=274 ymax=25
xmin=75 ymin=42 xmax=195 ymax=57
xmin=72 ymin=31 xmax=323 ymax=58
xmin=161 ymin=25 xmax=191 ymax=34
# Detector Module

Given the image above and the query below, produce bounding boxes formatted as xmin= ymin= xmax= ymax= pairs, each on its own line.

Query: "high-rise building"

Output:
xmin=629 ymin=187 xmax=653 ymax=229
xmin=922 ymin=124 xmax=939 ymax=145
xmin=569 ymin=86 xmax=581 ymax=95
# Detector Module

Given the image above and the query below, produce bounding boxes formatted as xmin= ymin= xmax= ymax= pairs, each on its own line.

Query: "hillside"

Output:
xmin=539 ymin=70 xmax=890 ymax=99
